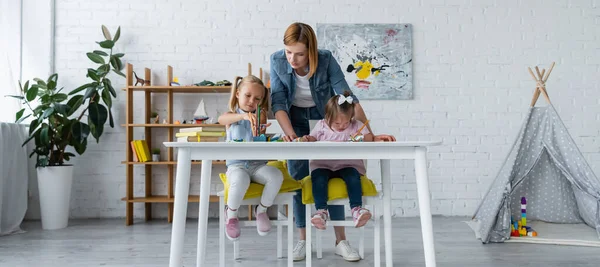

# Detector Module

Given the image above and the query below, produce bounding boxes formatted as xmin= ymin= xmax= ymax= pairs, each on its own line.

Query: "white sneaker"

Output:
xmin=335 ymin=240 xmax=361 ymax=262
xmin=292 ymin=240 xmax=306 ymax=261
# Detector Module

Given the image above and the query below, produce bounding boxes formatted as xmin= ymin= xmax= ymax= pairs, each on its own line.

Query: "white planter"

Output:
xmin=37 ymin=165 xmax=74 ymax=230
xmin=152 ymin=154 xmax=160 ymax=162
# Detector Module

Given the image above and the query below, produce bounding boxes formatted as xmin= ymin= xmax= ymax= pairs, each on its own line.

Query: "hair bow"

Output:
xmin=337 ymin=95 xmax=353 ymax=105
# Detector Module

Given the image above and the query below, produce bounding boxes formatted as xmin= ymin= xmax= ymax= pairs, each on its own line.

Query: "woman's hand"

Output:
xmin=374 ymin=134 xmax=396 ymax=142
xmin=283 ymin=133 xmax=298 ymax=142
xmin=300 ymin=135 xmax=316 ymax=142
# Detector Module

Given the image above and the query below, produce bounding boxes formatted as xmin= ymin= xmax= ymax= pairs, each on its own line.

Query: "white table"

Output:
xmin=164 ymin=141 xmax=442 ymax=267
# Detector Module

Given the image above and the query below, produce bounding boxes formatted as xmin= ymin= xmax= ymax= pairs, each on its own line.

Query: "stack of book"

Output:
xmin=175 ymin=125 xmax=226 ymax=142
xmin=130 ymin=140 xmax=151 ymax=162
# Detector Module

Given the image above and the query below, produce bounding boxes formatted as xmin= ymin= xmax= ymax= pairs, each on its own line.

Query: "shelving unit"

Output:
xmin=122 ymin=63 xmax=230 ymax=225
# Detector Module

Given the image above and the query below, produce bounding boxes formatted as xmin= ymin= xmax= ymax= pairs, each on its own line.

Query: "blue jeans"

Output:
xmin=311 ymin=167 xmax=363 ymax=210
xmin=288 ymin=105 xmax=345 ymax=228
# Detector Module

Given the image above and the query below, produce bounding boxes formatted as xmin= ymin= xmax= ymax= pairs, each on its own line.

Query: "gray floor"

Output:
xmin=1 ymin=217 xmax=598 ymax=266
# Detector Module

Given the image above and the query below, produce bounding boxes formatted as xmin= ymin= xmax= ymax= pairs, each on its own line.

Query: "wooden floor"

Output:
xmin=1 ymin=217 xmax=598 ymax=266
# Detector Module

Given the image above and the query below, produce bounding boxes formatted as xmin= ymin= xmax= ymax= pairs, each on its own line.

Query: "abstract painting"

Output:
xmin=317 ymin=23 xmax=413 ymax=100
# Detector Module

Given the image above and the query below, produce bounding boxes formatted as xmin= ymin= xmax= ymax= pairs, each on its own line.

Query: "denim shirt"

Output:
xmin=269 ymin=49 xmax=359 ymax=118
xmin=225 ymin=108 xmax=267 ymax=167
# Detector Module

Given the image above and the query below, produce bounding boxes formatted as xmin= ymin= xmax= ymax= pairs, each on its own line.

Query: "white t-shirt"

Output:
xmin=292 ymin=70 xmax=315 ymax=108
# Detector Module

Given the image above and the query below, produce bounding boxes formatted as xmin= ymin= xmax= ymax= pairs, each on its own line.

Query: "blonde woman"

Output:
xmin=269 ymin=22 xmax=395 ymax=262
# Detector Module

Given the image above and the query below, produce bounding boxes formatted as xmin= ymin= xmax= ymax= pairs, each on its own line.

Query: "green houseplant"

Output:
xmin=9 ymin=25 xmax=125 ymax=230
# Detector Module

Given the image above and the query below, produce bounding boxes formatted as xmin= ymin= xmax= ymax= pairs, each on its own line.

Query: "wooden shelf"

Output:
xmin=121 ymin=123 xmax=224 ymax=128
xmin=123 ymin=63 xmax=263 ymax=226
xmin=122 ymin=85 xmax=231 ymax=93
xmin=121 ymin=160 xmax=226 ymax=165
xmin=121 ymin=195 xmax=220 ymax=203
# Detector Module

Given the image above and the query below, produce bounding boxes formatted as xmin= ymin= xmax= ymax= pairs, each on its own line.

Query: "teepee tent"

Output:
xmin=469 ymin=63 xmax=600 ymax=245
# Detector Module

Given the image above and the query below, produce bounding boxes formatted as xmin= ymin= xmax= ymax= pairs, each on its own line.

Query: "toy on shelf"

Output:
xmin=193 ymin=99 xmax=210 ymax=124
xmin=170 ymin=76 xmax=180 ymax=86
xmin=195 ymin=80 xmax=215 ymax=86
xmin=215 ymin=80 xmax=232 ymax=86
xmin=133 ymin=71 xmax=150 ymax=86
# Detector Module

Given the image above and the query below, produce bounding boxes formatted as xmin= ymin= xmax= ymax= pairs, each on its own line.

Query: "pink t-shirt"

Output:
xmin=308 ymin=119 xmax=370 ymax=175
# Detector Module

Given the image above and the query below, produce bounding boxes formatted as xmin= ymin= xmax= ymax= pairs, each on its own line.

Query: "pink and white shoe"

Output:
xmin=255 ymin=206 xmax=272 ymax=236
xmin=225 ymin=208 xmax=240 ymax=241
xmin=310 ymin=209 xmax=329 ymax=230
xmin=351 ymin=206 xmax=372 ymax=228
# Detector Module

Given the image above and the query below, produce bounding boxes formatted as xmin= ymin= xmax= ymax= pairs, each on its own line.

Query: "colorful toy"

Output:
xmin=510 ymin=196 xmax=538 ymax=238
xmin=170 ymin=76 xmax=180 ymax=86
xmin=521 ymin=197 xmax=527 ymax=227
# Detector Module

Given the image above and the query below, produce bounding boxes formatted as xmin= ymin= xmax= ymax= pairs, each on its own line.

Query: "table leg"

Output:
xmin=196 ymin=159 xmax=213 ymax=266
xmin=169 ymin=148 xmax=192 ymax=267
xmin=415 ymin=147 xmax=436 ymax=267
xmin=380 ymin=159 xmax=393 ymax=267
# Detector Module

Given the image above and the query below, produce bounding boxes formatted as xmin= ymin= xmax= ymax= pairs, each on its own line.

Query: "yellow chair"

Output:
xmin=303 ymin=162 xmax=383 ymax=267
xmin=217 ymin=162 xmax=298 ymax=267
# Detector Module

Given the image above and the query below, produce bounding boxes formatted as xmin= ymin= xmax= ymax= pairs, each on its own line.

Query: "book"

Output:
xmin=175 ymin=131 xmax=226 ymax=138
xmin=179 ymin=125 xmax=225 ymax=133
xmin=176 ymin=136 xmax=222 ymax=142
xmin=130 ymin=141 xmax=139 ymax=162
xmin=133 ymin=140 xmax=147 ymax=162
xmin=139 ymin=140 xmax=152 ymax=162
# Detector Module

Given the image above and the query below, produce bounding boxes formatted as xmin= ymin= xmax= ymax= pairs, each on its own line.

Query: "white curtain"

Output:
xmin=0 ymin=0 xmax=22 ymax=123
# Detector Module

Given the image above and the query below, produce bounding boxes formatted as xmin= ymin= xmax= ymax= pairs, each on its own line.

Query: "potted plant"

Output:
xmin=150 ymin=111 xmax=159 ymax=124
xmin=151 ymin=148 xmax=161 ymax=162
xmin=9 ymin=25 xmax=125 ymax=230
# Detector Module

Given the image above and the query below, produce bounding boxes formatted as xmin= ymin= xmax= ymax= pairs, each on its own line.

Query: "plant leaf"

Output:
xmin=87 ymin=68 xmax=100 ymax=81
xmin=113 ymin=26 xmax=121 ymax=42
xmin=87 ymin=52 xmax=105 ymax=64
xmin=101 ymin=25 xmax=112 ymax=40
xmin=34 ymin=78 xmax=46 ymax=88
xmin=108 ymin=109 xmax=114 ymax=128
xmin=93 ymin=50 xmax=108 ymax=56
xmin=71 ymin=121 xmax=90 ymax=143
xmin=16 ymin=114 xmax=31 ymax=124
xmin=98 ymin=40 xmax=114 ymax=49
xmin=83 ymin=86 xmax=96 ymax=100
xmin=66 ymin=95 xmax=84 ymax=116
xmin=101 ymin=86 xmax=112 ymax=109
xmin=40 ymin=125 xmax=49 ymax=145
xmin=41 ymin=106 xmax=55 ymax=119
xmin=103 ymin=79 xmax=116 ymax=97
xmin=6 ymin=95 xmax=24 ymax=100
xmin=23 ymin=80 xmax=29 ymax=94
xmin=15 ymin=108 xmax=25 ymax=122
xmin=26 ymin=86 xmax=39 ymax=101
xmin=89 ymin=102 xmax=108 ymax=127
xmin=53 ymin=103 xmax=69 ymax=115
xmin=29 ymin=120 xmax=39 ymax=135
xmin=98 ymin=64 xmax=110 ymax=73
xmin=112 ymin=69 xmax=126 ymax=78
xmin=113 ymin=53 xmax=124 ymax=58
xmin=74 ymin=138 xmax=87 ymax=154
xmin=88 ymin=103 xmax=107 ymax=141
xmin=69 ymin=82 xmax=94 ymax=95
xmin=53 ymin=93 xmax=68 ymax=103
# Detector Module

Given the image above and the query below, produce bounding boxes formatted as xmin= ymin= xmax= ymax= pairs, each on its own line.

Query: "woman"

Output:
xmin=270 ymin=22 xmax=395 ymax=262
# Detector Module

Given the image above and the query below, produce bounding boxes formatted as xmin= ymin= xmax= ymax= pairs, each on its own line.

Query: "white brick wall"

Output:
xmin=25 ymin=0 xmax=600 ymax=220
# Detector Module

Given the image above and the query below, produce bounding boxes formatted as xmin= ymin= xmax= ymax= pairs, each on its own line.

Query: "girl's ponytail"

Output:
xmin=227 ymin=76 xmax=243 ymax=112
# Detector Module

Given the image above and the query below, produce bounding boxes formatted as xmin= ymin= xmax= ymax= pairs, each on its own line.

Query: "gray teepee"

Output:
xmin=469 ymin=63 xmax=600 ymax=243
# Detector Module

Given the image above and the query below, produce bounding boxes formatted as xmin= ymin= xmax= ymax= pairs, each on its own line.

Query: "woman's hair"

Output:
xmin=227 ymin=75 xmax=269 ymax=113
xmin=283 ymin=22 xmax=318 ymax=78
xmin=324 ymin=91 xmax=355 ymax=129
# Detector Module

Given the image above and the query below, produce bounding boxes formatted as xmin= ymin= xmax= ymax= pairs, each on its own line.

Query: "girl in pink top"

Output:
xmin=299 ymin=92 xmax=374 ymax=229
